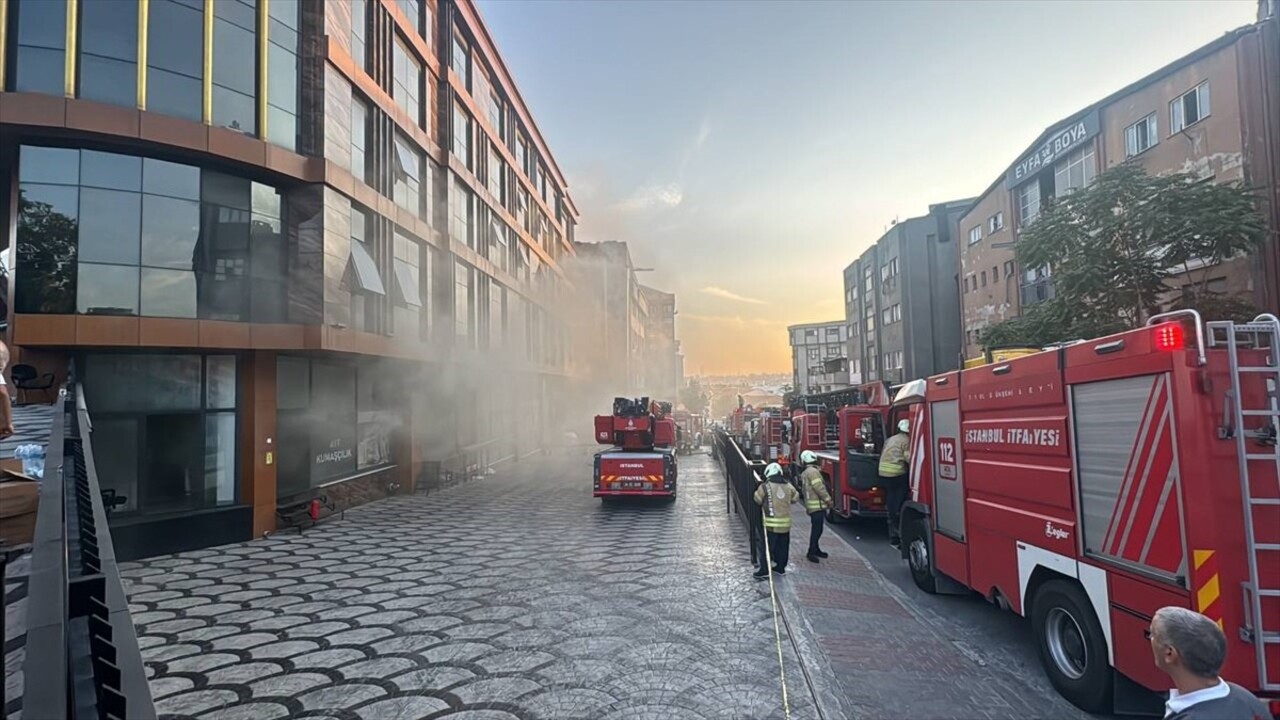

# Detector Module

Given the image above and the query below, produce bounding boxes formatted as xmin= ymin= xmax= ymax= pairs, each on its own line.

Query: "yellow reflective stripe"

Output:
xmin=804 ymin=500 xmax=823 ymax=510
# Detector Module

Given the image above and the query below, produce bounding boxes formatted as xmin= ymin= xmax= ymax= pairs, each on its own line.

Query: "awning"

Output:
xmin=349 ymin=241 xmax=386 ymax=295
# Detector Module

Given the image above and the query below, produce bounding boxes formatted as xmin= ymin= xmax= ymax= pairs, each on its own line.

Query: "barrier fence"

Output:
xmin=23 ymin=371 xmax=155 ymax=720
xmin=713 ymin=430 xmax=766 ymax=565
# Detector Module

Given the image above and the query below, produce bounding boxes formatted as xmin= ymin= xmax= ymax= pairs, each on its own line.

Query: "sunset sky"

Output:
xmin=479 ymin=0 xmax=1259 ymax=375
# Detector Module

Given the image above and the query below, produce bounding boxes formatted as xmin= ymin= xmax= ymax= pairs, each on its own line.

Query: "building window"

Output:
xmin=393 ymin=134 xmax=422 ymax=216
xmin=15 ymin=146 xmax=286 ymax=322
xmin=351 ymin=0 xmax=367 ymax=71
xmin=147 ymin=0 xmax=205 ymax=122
xmin=824 ymin=345 xmax=839 ymax=359
xmin=826 ymin=327 xmax=841 ymax=341
xmin=14 ymin=0 xmax=68 ymax=95
xmin=486 ymin=146 xmax=505 ymax=203
xmin=988 ymin=212 xmax=1004 ymax=233
xmin=451 ymin=31 xmax=469 ymax=85
xmin=865 ymin=317 xmax=875 ymax=333
xmin=1054 ymin=145 xmax=1096 ymax=197
xmin=807 ymin=348 xmax=819 ymax=362
xmin=881 ymin=304 xmax=901 ymax=324
xmin=1004 ymin=260 xmax=1015 ymax=278
xmin=266 ymin=0 xmax=300 ymax=150
xmin=393 ymin=35 xmax=423 ymax=126
xmin=85 ymin=354 xmax=238 ymax=516
xmin=276 ymin=357 xmax=399 ymax=498
xmin=1125 ymin=113 xmax=1158 ymax=157
xmin=211 ymin=0 xmax=257 ymax=134
xmin=880 ymin=257 xmax=898 ymax=283
xmin=489 ymin=283 xmax=505 ymax=349
xmin=351 ymin=97 xmax=369 ymax=184
xmin=392 ymin=230 xmax=423 ymax=338
xmin=397 ymin=0 xmax=421 ymax=34
xmin=968 ymin=226 xmax=982 ymax=245
xmin=452 ymin=102 xmax=473 ymax=170
xmin=450 ymin=178 xmax=473 ymax=249
xmin=490 ymin=219 xmax=509 ymax=273
xmin=981 ymin=271 xmax=987 ymax=288
xmin=1171 ymin=82 xmax=1210 ymax=133
xmin=991 ymin=265 xmax=999 ymax=284
xmin=348 ymin=204 xmax=385 ymax=333
xmin=1017 ymin=181 xmax=1041 ymax=227
xmin=455 ymin=261 xmax=473 ymax=347
xmin=78 ymin=0 xmax=139 ymax=108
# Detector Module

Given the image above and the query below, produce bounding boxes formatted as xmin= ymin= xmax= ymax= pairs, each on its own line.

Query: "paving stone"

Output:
xmin=295 ymin=682 xmax=387 ymax=711
xmin=248 ymin=671 xmax=332 ymax=698
xmin=148 ymin=675 xmax=195 ymax=699
xmin=164 ymin=652 xmax=241 ymax=673
xmin=199 ymin=701 xmax=293 ymax=720
xmin=291 ymin=648 xmax=368 ymax=669
xmin=337 ymin=656 xmax=418 ymax=679
xmin=154 ymin=688 xmax=240 ymax=716
xmin=203 ymin=661 xmax=287 ymax=686
xmin=351 ymin=695 xmax=451 ymax=720
xmin=248 ymin=639 xmax=321 ymax=659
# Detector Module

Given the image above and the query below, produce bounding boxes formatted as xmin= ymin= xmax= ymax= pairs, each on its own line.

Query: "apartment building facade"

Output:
xmin=843 ymin=201 xmax=970 ymax=386
xmin=788 ymin=321 xmax=849 ymax=394
xmin=639 ymin=284 xmax=682 ymax=403
xmin=958 ymin=10 xmax=1280 ymax=359
xmin=0 ymin=0 xmax=577 ymax=558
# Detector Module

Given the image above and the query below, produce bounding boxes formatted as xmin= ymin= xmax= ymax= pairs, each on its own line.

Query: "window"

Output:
xmin=85 ymin=354 xmax=238 ymax=516
xmin=1004 ymin=260 xmax=1015 ymax=277
xmin=490 ymin=219 xmax=509 ymax=273
xmin=807 ymin=348 xmax=820 ymax=362
xmin=452 ymin=102 xmax=473 ymax=169
xmin=825 ymin=345 xmax=840 ymax=359
xmin=79 ymin=0 xmax=139 ymax=108
xmin=486 ymin=146 xmax=505 ymax=202
xmin=266 ymin=0 xmax=300 ymax=150
xmin=450 ymin=178 xmax=473 ymax=248
xmin=392 ymin=231 xmax=422 ymax=338
xmin=1171 ymin=82 xmax=1210 ymax=133
xmin=991 ymin=265 xmax=999 ymax=283
xmin=980 ymin=271 xmax=987 ymax=288
xmin=351 ymin=0 xmax=367 ymax=71
xmin=455 ymin=261 xmax=473 ymax=346
xmin=393 ymin=35 xmax=422 ymax=126
xmin=865 ymin=316 xmax=875 ymax=333
xmin=14 ymin=0 xmax=67 ymax=95
xmin=1017 ymin=181 xmax=1041 ymax=226
xmin=393 ymin=134 xmax=421 ymax=215
xmin=351 ymin=97 xmax=369 ymax=183
xmin=826 ymin=327 xmax=841 ymax=341
xmin=147 ymin=0 xmax=205 ymax=121
xmin=210 ymin=0 xmax=257 ymax=134
xmin=451 ymin=31 xmax=469 ymax=85
xmin=1125 ymin=113 xmax=1158 ymax=157
xmin=988 ymin=212 xmax=1005 ymax=233
xmin=489 ymin=283 xmax=505 ymax=349
xmin=397 ymin=0 xmax=420 ymax=34
xmin=1054 ymin=145 xmax=1096 ymax=197
xmin=487 ymin=90 xmax=504 ymax=138
xmin=968 ymin=226 xmax=982 ymax=245
xmin=15 ymin=146 xmax=285 ymax=321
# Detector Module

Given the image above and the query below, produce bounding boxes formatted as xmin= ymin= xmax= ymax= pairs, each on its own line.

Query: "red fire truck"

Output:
xmin=593 ymin=397 xmax=678 ymax=499
xmin=749 ymin=407 xmax=791 ymax=465
xmin=790 ymin=382 xmax=895 ymax=520
xmin=894 ymin=311 xmax=1280 ymax=714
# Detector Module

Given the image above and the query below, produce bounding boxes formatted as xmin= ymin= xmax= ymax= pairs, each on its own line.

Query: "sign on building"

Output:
xmin=1005 ymin=110 xmax=1101 ymax=187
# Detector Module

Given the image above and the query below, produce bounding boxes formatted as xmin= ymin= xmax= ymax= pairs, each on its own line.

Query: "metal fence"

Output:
xmin=713 ymin=430 xmax=766 ymax=565
xmin=23 ymin=375 xmax=155 ymax=720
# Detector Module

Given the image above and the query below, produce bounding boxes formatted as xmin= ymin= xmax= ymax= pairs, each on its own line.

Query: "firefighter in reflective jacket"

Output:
xmin=880 ymin=418 xmax=912 ymax=547
xmin=753 ymin=462 xmax=799 ymax=579
xmin=798 ymin=450 xmax=833 ymax=563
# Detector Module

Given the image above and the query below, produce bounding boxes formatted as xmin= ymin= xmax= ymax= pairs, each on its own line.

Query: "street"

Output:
xmin=121 ymin=452 xmax=1093 ymax=720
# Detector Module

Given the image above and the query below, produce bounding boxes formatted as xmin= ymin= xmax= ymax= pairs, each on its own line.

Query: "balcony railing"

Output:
xmin=23 ymin=371 xmax=155 ymax=720
xmin=1021 ymin=278 xmax=1056 ymax=306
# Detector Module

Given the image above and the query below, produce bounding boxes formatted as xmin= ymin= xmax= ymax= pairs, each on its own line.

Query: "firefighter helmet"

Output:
xmin=898 ymin=419 xmax=910 ymax=434
xmin=764 ymin=462 xmax=784 ymax=479
xmin=800 ymin=450 xmax=818 ymax=464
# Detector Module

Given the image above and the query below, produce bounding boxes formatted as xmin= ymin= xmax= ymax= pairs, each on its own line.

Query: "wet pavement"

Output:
xmin=120 ymin=451 xmax=1086 ymax=720
xmin=121 ymin=452 xmax=839 ymax=720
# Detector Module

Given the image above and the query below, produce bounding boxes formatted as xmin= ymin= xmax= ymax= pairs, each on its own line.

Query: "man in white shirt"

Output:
xmin=1149 ymin=606 xmax=1269 ymax=719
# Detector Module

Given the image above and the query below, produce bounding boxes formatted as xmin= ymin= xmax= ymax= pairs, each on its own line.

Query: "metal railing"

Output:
xmin=713 ymin=430 xmax=765 ymax=564
xmin=23 ymin=374 xmax=155 ymax=720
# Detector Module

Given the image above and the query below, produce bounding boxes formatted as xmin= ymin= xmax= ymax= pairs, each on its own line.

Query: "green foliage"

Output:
xmin=16 ymin=191 xmax=78 ymax=313
xmin=980 ymin=162 xmax=1266 ymax=349
xmin=679 ymin=378 xmax=710 ymax=414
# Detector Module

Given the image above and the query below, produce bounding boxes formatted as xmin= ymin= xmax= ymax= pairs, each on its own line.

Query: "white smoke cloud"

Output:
xmin=699 ymin=286 xmax=766 ymax=305
xmin=617 ymin=183 xmax=684 ymax=211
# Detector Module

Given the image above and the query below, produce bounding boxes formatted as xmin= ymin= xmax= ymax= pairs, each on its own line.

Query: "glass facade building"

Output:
xmin=0 ymin=0 xmax=578 ymax=559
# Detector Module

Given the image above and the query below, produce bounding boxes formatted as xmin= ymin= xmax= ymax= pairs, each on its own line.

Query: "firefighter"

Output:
xmin=798 ymin=450 xmax=833 ymax=562
xmin=879 ymin=418 xmax=912 ymax=548
xmin=753 ymin=462 xmax=799 ymax=578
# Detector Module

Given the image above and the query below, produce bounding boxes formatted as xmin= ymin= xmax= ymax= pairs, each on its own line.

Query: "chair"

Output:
xmin=11 ymin=364 xmax=55 ymax=403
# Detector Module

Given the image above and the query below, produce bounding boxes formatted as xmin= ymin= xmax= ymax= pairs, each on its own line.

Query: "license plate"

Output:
xmin=619 ymin=480 xmax=650 ymax=490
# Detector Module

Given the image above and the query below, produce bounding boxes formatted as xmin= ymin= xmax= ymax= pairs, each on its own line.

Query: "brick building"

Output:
xmin=959 ymin=10 xmax=1280 ymax=359
xmin=0 ymin=0 xmax=577 ymax=558
xmin=843 ymin=200 xmax=970 ymax=385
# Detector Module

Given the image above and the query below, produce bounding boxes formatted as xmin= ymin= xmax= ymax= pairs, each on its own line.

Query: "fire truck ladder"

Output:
xmin=1210 ymin=313 xmax=1280 ymax=691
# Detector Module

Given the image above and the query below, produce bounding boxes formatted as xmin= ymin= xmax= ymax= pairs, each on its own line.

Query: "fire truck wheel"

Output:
xmin=903 ymin=518 xmax=936 ymax=593
xmin=1031 ymin=579 xmax=1112 ymax=713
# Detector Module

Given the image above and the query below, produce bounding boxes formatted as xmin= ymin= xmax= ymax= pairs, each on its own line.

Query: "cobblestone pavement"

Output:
xmin=121 ymin=452 xmax=842 ymax=720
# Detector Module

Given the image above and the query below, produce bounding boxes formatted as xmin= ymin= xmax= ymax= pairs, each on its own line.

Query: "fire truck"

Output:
xmin=894 ymin=311 xmax=1280 ymax=714
xmin=728 ymin=404 xmax=759 ymax=448
xmin=593 ymin=397 xmax=678 ymax=499
xmin=749 ymin=407 xmax=791 ymax=465
xmin=789 ymin=382 xmax=895 ymax=520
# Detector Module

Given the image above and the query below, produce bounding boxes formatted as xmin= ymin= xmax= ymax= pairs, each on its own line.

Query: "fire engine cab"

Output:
xmin=895 ymin=311 xmax=1280 ymax=714
xmin=790 ymin=382 xmax=896 ymax=520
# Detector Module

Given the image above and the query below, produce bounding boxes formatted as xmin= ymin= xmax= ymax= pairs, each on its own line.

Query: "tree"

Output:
xmin=980 ymin=162 xmax=1266 ymax=349
xmin=679 ymin=378 xmax=710 ymax=415
xmin=15 ymin=191 xmax=79 ymax=314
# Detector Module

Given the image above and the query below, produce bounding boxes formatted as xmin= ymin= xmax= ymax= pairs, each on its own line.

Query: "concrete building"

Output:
xmin=0 ymin=0 xmax=577 ymax=558
xmin=788 ymin=321 xmax=849 ymax=394
xmin=568 ymin=241 xmax=646 ymax=404
xmin=958 ymin=9 xmax=1280 ymax=359
xmin=843 ymin=201 xmax=971 ymax=386
xmin=639 ymin=284 xmax=682 ymax=403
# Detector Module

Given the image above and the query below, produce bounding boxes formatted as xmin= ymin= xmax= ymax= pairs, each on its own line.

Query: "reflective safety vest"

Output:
xmin=878 ymin=432 xmax=910 ymax=477
xmin=754 ymin=479 xmax=799 ymax=532
xmin=800 ymin=466 xmax=832 ymax=513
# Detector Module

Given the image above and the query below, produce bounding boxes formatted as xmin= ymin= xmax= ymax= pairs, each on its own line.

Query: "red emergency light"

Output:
xmin=1153 ymin=322 xmax=1184 ymax=351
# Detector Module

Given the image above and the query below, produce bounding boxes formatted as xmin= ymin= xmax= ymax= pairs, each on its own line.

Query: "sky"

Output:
xmin=477 ymin=0 xmax=1260 ymax=375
